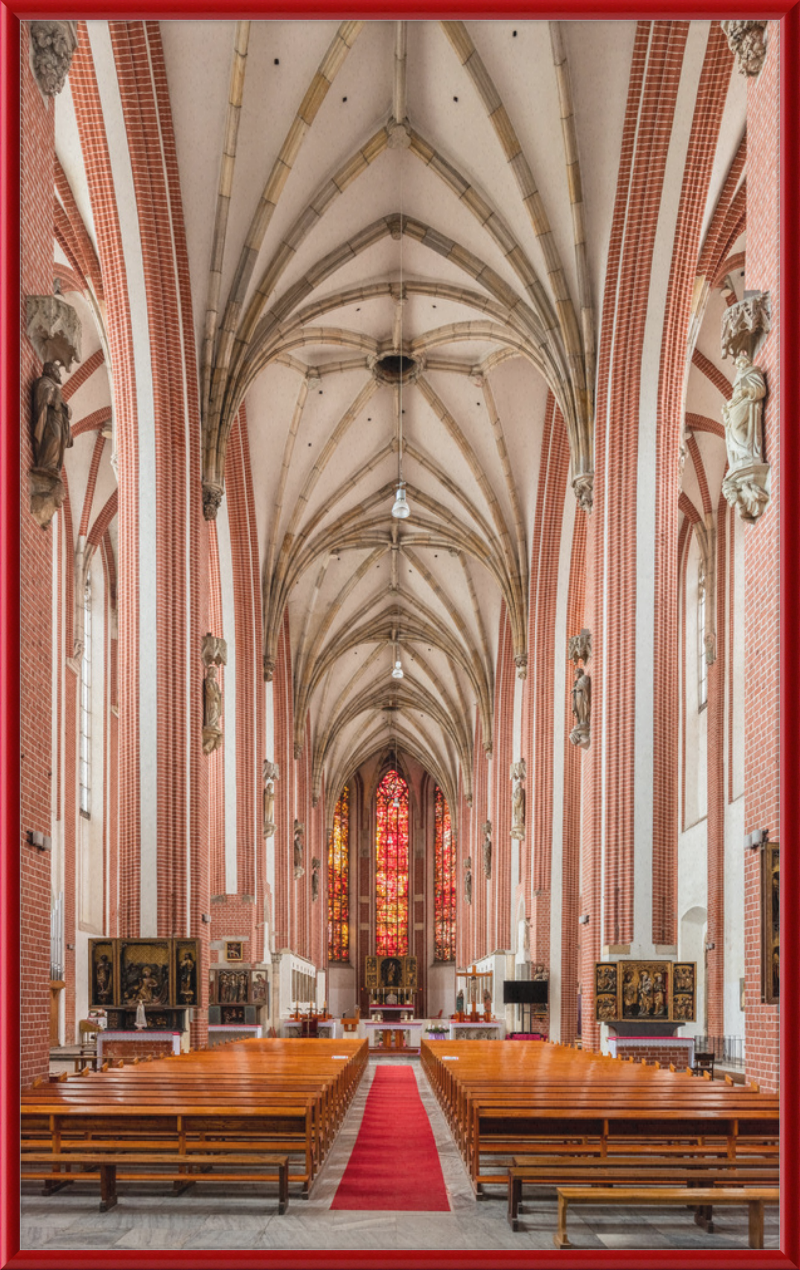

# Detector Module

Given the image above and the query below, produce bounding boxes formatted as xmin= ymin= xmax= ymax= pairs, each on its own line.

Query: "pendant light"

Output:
xmin=390 ymin=153 xmax=410 ymax=521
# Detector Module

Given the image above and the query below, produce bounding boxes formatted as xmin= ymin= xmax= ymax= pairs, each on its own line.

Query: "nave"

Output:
xmin=20 ymin=1038 xmax=779 ymax=1254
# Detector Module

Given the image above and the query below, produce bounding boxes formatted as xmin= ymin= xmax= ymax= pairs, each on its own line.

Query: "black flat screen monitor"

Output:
xmin=503 ymin=979 xmax=548 ymax=1005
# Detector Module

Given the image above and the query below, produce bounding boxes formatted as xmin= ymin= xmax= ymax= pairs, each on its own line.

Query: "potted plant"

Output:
xmin=425 ymin=1024 xmax=448 ymax=1040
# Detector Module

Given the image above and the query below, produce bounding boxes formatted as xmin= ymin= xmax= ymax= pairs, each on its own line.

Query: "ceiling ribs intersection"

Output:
xmin=198 ymin=20 xmax=596 ymax=823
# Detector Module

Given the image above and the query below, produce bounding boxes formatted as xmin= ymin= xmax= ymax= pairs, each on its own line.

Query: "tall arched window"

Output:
xmin=328 ymin=785 xmax=350 ymax=962
xmin=698 ymin=556 xmax=708 ymax=710
xmin=79 ymin=573 xmax=92 ymax=818
xmin=375 ymin=769 xmax=409 ymax=956
xmin=434 ymin=787 xmax=456 ymax=960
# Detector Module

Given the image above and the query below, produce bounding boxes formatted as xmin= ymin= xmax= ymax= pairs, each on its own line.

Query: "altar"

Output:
xmin=361 ymin=1019 xmax=424 ymax=1052
xmin=282 ymin=1018 xmax=343 ymax=1039
xmin=448 ymin=1020 xmax=505 ymax=1040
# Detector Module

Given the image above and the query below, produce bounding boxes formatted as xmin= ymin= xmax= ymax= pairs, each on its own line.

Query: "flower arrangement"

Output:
xmin=425 ymin=1023 xmax=448 ymax=1036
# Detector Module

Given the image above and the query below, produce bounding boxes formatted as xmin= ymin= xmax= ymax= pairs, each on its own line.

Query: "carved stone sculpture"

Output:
xmin=29 ymin=361 xmax=73 ymax=528
xmin=311 ymin=857 xmax=321 ymax=902
xmin=202 ymin=481 xmax=224 ymax=520
xmin=721 ymin=351 xmax=769 ymax=523
xmin=514 ymin=653 xmax=528 ymax=680
xmin=201 ymin=633 xmax=227 ymax=754
xmin=26 ymin=295 xmax=81 ymax=371
xmin=482 ymin=821 xmax=492 ymax=880
xmin=263 ymin=759 xmax=279 ymax=838
xmin=464 ymin=857 xmax=472 ymax=906
xmin=568 ymin=629 xmax=592 ymax=665
xmin=573 ymin=472 xmax=594 ymax=513
xmin=510 ymin=759 xmax=526 ymax=840
xmin=29 ymin=21 xmax=79 ymax=96
xmin=293 ymin=820 xmax=305 ymax=879
xmin=263 ymin=655 xmax=276 ymax=682
xmin=721 ymin=292 xmax=771 ymax=362
xmin=721 ymin=19 xmax=769 ymax=77
xmin=569 ymin=664 xmax=592 ymax=749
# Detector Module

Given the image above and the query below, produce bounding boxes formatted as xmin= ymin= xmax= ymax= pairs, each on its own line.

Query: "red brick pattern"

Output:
xmin=742 ymin=22 xmax=780 ymax=1094
xmin=20 ymin=26 xmax=56 ymax=1089
xmin=706 ymin=499 xmax=727 ymax=1037
xmin=652 ymin=23 xmax=732 ymax=944
xmin=70 ymin=26 xmax=143 ymax=941
xmin=560 ymin=511 xmax=587 ymax=1045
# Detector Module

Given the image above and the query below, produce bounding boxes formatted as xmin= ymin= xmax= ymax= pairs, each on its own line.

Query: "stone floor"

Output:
xmin=20 ymin=1056 xmax=780 ymax=1253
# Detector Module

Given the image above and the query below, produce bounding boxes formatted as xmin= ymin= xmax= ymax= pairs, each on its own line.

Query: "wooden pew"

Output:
xmin=553 ymin=1185 xmax=779 ymax=1249
xmin=22 ymin=1038 xmax=367 ymax=1202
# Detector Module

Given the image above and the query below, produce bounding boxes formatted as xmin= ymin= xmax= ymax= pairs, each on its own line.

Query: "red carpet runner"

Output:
xmin=330 ymin=1065 xmax=450 ymax=1211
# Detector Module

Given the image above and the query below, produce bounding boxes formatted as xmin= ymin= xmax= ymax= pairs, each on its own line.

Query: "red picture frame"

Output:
xmin=2 ymin=2 xmax=798 ymax=1268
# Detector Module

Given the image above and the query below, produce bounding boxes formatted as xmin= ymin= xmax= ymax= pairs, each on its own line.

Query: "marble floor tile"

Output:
xmin=19 ymin=1055 xmax=779 ymax=1255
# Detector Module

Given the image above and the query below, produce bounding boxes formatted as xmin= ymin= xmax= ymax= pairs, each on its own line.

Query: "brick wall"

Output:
xmin=742 ymin=22 xmax=780 ymax=1094
xmin=20 ymin=25 xmax=55 ymax=1091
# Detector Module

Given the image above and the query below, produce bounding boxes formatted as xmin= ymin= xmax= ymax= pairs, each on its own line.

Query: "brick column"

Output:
xmin=742 ymin=22 xmax=781 ymax=1093
xmin=19 ymin=24 xmax=55 ymax=1089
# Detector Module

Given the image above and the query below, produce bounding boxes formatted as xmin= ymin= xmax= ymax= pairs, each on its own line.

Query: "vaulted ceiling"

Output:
xmin=161 ymin=18 xmax=642 ymax=814
xmin=54 ymin=19 xmax=746 ymax=823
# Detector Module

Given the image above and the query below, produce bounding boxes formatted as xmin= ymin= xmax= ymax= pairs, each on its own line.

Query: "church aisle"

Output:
xmin=331 ymin=1065 xmax=449 ymax=1210
xmin=20 ymin=1056 xmax=780 ymax=1252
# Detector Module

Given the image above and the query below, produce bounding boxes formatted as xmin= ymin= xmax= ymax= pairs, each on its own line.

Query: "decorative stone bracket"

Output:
xmin=721 ymin=20 xmax=769 ymax=77
xmin=29 ymin=21 xmax=78 ymax=97
xmin=26 ymin=294 xmax=82 ymax=371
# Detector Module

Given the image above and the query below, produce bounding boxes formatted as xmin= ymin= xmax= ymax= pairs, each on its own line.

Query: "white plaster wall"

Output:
xmin=684 ymin=532 xmax=709 ymax=828
xmin=724 ymin=794 xmax=746 ymax=1041
xmin=427 ymin=963 xmax=457 ymax=1020
xmin=730 ymin=514 xmax=745 ymax=801
xmin=631 ymin=22 xmax=709 ymax=946
xmin=215 ymin=497 xmax=238 ymax=895
xmin=677 ymin=813 xmax=708 ymax=1038
xmin=87 ymin=23 xmax=159 ymax=937
xmin=548 ymin=488 xmax=575 ymax=1041
xmin=78 ymin=561 xmax=105 ymax=937
xmin=327 ymin=964 xmax=357 ymax=1019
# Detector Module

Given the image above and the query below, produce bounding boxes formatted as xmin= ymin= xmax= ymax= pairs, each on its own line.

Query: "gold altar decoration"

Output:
xmin=594 ymin=960 xmax=696 ymax=1023
xmin=89 ymin=937 xmax=200 ymax=1011
xmin=364 ymin=954 xmax=417 ymax=1003
xmin=762 ymin=841 xmax=779 ymax=1004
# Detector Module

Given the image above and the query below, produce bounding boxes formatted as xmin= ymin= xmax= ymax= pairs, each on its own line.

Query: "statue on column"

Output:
xmin=567 ymin=630 xmax=592 ymax=750
xmin=482 ymin=821 xmax=492 ymax=879
xmin=263 ymin=760 xmax=279 ymax=838
xmin=32 ymin=361 xmax=73 ymax=473
xmin=293 ymin=820 xmax=305 ymax=878
xmin=464 ymin=856 xmax=472 ymax=905
xmin=29 ymin=361 xmax=73 ymax=528
xmin=719 ymin=294 xmax=771 ymax=522
xmin=510 ymin=760 xmax=526 ymax=839
xmin=311 ymin=857 xmax=321 ymax=902
xmin=201 ymin=634 xmax=227 ymax=754
xmin=569 ymin=663 xmax=591 ymax=749
xmin=721 ymin=352 xmax=769 ymax=522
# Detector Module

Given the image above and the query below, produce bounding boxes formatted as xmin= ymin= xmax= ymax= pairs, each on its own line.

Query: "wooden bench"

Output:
xmin=507 ymin=1153 xmax=779 ymax=1230
xmin=420 ymin=1040 xmax=779 ymax=1195
xmin=553 ymin=1185 xmax=779 ymax=1249
xmin=21 ymin=1150 xmax=289 ymax=1213
xmin=23 ymin=1038 xmax=368 ymax=1201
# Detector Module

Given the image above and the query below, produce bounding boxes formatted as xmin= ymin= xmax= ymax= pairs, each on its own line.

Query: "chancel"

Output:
xmin=15 ymin=12 xmax=785 ymax=1257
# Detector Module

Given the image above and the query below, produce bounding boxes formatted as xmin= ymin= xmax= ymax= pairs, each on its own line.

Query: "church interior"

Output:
xmin=14 ymin=14 xmax=787 ymax=1257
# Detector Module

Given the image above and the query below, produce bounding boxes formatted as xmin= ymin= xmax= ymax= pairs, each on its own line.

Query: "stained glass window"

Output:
xmin=375 ymin=770 xmax=409 ymax=957
xmin=328 ymin=785 xmax=349 ymax=961
xmin=434 ymin=787 xmax=456 ymax=960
